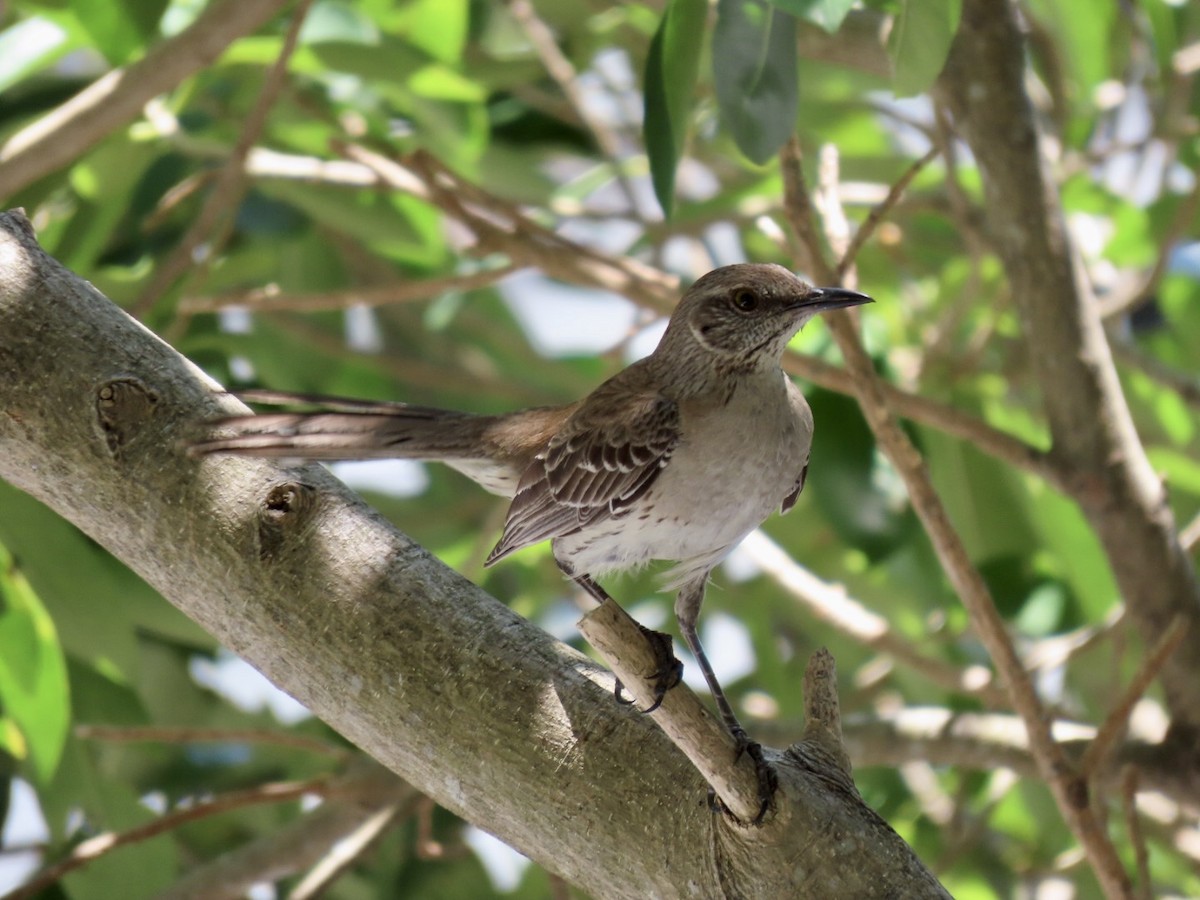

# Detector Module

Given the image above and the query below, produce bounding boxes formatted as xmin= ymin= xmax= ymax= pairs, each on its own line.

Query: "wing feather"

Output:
xmin=486 ymin=387 xmax=679 ymax=565
xmin=781 ymin=461 xmax=808 ymax=514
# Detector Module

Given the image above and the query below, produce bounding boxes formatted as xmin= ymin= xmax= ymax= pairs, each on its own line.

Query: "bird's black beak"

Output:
xmin=793 ymin=286 xmax=873 ymax=313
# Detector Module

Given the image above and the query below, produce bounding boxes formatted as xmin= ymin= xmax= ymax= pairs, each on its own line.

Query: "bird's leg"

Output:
xmin=676 ymin=579 xmax=777 ymax=822
xmin=558 ymin=560 xmax=681 ymax=712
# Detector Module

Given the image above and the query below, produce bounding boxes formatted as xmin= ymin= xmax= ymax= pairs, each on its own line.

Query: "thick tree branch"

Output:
xmin=936 ymin=0 xmax=1200 ymax=738
xmin=0 ymin=210 xmax=945 ymax=898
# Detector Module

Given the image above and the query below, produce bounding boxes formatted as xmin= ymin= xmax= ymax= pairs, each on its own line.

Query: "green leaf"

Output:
xmin=806 ymin=389 xmax=918 ymax=559
xmin=309 ymin=38 xmax=427 ymax=84
xmin=1148 ymin=448 xmax=1200 ymax=496
xmin=0 ymin=543 xmax=70 ymax=784
xmin=0 ymin=17 xmax=72 ymax=93
xmin=887 ymin=0 xmax=962 ymax=97
xmin=299 ymin=0 xmax=381 ymax=44
xmin=0 ymin=482 xmax=211 ymax=678
xmin=69 ymin=0 xmax=153 ymax=65
xmin=713 ymin=0 xmax=799 ymax=165
xmin=767 ymin=0 xmax=855 ymax=33
xmin=396 ymin=0 xmax=468 ymax=63
xmin=408 ymin=63 xmax=487 ymax=102
xmin=1024 ymin=0 xmax=1115 ymax=98
xmin=644 ymin=0 xmax=707 ymax=216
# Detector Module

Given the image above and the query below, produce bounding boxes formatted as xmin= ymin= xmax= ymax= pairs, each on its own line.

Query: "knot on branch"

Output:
xmin=257 ymin=480 xmax=317 ymax=560
xmin=95 ymin=376 xmax=160 ymax=459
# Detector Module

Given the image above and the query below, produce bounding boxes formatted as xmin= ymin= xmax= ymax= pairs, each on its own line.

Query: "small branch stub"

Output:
xmin=798 ymin=647 xmax=853 ymax=779
xmin=578 ymin=597 xmax=768 ymax=825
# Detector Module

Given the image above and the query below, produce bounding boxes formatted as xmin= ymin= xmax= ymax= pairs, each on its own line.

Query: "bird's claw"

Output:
xmin=612 ymin=678 xmax=635 ymax=706
xmin=640 ymin=626 xmax=683 ymax=713
xmin=710 ymin=728 xmax=778 ymax=825
xmin=612 ymin=626 xmax=683 ymax=713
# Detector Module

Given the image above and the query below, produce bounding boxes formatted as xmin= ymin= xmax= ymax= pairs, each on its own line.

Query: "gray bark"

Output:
xmin=0 ymin=209 xmax=947 ymax=898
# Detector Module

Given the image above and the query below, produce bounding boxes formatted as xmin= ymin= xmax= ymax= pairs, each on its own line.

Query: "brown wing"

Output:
xmin=485 ymin=387 xmax=679 ymax=565
xmin=781 ymin=461 xmax=808 ymax=514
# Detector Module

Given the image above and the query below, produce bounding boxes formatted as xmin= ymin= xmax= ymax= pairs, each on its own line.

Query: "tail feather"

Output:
xmin=190 ymin=390 xmax=573 ymax=498
xmin=190 ymin=393 xmax=490 ymax=461
xmin=235 ymin=389 xmax=447 ymax=418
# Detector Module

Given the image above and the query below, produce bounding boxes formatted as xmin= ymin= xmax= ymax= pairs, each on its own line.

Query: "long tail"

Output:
xmin=188 ymin=390 xmax=494 ymax=461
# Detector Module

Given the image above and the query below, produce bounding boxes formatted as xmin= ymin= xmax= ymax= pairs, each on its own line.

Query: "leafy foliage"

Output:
xmin=2 ymin=0 xmax=1200 ymax=897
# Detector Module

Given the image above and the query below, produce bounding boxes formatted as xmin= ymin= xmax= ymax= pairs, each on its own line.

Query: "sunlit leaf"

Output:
xmin=713 ymin=0 xmax=798 ymax=164
xmin=887 ymin=0 xmax=962 ymax=97
xmin=69 ymin=0 xmax=160 ymax=65
xmin=299 ymin=0 xmax=380 ymax=44
xmin=0 ymin=17 xmax=72 ymax=92
xmin=767 ymin=0 xmax=855 ymax=33
xmin=0 ymin=544 xmax=70 ymax=783
xmin=644 ymin=0 xmax=707 ymax=215
xmin=396 ymin=0 xmax=468 ymax=63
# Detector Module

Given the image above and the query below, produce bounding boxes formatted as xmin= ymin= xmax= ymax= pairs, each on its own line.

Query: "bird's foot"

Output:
xmin=611 ymin=625 xmax=683 ymax=713
xmin=708 ymin=727 xmax=778 ymax=825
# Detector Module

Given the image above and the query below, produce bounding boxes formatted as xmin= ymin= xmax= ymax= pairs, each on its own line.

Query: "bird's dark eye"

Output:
xmin=731 ymin=289 xmax=758 ymax=312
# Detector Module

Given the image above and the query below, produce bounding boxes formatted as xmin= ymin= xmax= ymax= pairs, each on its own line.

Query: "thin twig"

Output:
xmin=0 ymin=844 xmax=46 ymax=858
xmin=1024 ymin=606 xmax=1126 ymax=672
xmin=1120 ymin=767 xmax=1154 ymax=900
xmin=1081 ymin=615 xmax=1190 ymax=778
xmin=839 ymin=147 xmax=940 ymax=278
xmin=759 ymin=706 xmax=1200 ymax=806
xmin=740 ymin=531 xmax=1007 ymax=705
xmin=506 ymin=0 xmax=647 ymax=219
xmin=179 ymin=264 xmax=520 ymax=314
xmin=340 ymin=144 xmax=681 ymax=312
xmin=817 ymin=145 xmax=851 ymax=263
xmin=1109 ymin=336 xmax=1200 ymax=411
xmin=1180 ymin=509 xmax=1200 ymax=553
xmin=290 ymin=804 xmax=406 ymax=899
xmin=413 ymin=794 xmax=468 ymax=861
xmin=155 ymin=758 xmax=417 ymax=900
xmin=75 ymin=723 xmax=350 ymax=759
xmin=779 ymin=135 xmax=1132 ymax=897
xmin=1122 ymin=775 xmax=1155 ymax=899
xmin=131 ymin=0 xmax=314 ymax=318
xmin=782 ymin=352 xmax=1063 ymax=488
xmin=3 ymin=777 xmax=334 ymax=900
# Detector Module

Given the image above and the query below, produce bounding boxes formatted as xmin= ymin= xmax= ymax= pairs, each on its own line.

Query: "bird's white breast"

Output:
xmin=555 ymin=372 xmax=812 ymax=587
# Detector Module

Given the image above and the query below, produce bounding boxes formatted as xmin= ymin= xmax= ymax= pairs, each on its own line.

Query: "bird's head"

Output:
xmin=663 ymin=264 xmax=872 ymax=366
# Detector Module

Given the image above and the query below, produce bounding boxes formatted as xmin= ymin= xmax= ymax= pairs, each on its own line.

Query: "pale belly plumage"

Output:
xmin=553 ymin=375 xmax=813 ymax=588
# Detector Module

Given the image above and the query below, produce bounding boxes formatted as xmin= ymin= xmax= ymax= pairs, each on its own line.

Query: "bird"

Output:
xmin=191 ymin=262 xmax=871 ymax=816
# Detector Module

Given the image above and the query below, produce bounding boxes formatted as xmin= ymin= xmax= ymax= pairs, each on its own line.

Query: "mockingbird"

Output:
xmin=192 ymin=262 xmax=871 ymax=815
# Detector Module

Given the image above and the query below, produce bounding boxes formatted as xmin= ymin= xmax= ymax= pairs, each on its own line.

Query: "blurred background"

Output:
xmin=1 ymin=0 xmax=1199 ymax=896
